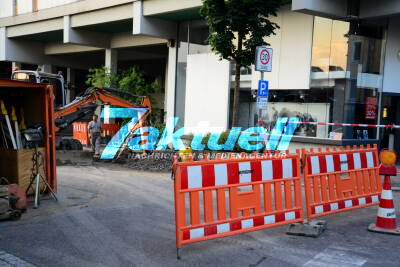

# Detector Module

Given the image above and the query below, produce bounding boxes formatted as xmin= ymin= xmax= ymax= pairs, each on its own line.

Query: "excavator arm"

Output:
xmin=54 ymin=87 xmax=151 ymax=131
xmin=55 ymin=86 xmax=152 ymax=159
xmin=55 ymin=87 xmax=151 ymax=118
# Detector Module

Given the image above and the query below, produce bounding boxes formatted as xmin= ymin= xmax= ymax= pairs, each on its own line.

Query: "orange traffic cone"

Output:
xmin=368 ymin=176 xmax=400 ymax=234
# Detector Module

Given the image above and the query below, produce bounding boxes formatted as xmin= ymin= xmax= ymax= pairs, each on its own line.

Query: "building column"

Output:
xmin=165 ymin=45 xmax=177 ymax=120
xmin=105 ymin=48 xmax=117 ymax=75
xmin=66 ymin=67 xmax=75 ymax=103
xmin=39 ymin=64 xmax=54 ymax=73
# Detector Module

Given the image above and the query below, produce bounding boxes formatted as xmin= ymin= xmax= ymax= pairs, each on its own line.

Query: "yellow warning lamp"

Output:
xmin=380 ymin=150 xmax=397 ymax=165
xmin=379 ymin=149 xmax=397 ymax=176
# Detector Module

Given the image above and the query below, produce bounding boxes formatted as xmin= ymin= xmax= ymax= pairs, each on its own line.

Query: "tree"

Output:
xmin=86 ymin=66 xmax=159 ymax=104
xmin=200 ymin=0 xmax=286 ymax=126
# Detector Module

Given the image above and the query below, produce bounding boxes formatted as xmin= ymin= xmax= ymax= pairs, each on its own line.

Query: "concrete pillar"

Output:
xmin=105 ymin=48 xmax=117 ymax=75
xmin=165 ymin=45 xmax=177 ymax=120
xmin=40 ymin=64 xmax=54 ymax=73
xmin=66 ymin=67 xmax=75 ymax=103
xmin=132 ymin=0 xmax=176 ymax=39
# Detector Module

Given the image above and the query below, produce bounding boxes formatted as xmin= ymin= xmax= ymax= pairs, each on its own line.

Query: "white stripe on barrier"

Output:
xmin=372 ymin=195 xmax=379 ymax=202
xmin=366 ymin=152 xmax=374 ymax=168
xmin=315 ymin=205 xmax=324 ymax=214
xmin=326 ymin=155 xmax=334 ymax=172
xmin=214 ymin=164 xmax=228 ymax=186
xmin=217 ymin=223 xmax=230 ymax=234
xmin=190 ymin=228 xmax=204 ymax=239
xmin=330 ymin=203 xmax=339 ymax=210
xmin=340 ymin=154 xmax=348 ymax=171
xmin=311 ymin=156 xmax=320 ymax=174
xmin=353 ymin=153 xmax=361 ymax=169
xmin=261 ymin=160 xmax=273 ymax=180
xmin=241 ymin=219 xmax=254 ymax=229
xmin=358 ymin=197 xmax=366 ymax=205
xmin=344 ymin=200 xmax=353 ymax=208
xmin=239 ymin=162 xmax=251 ymax=183
xmin=282 ymin=159 xmax=293 ymax=178
xmin=377 ymin=208 xmax=396 ymax=218
xmin=285 ymin=211 xmax=296 ymax=220
xmin=264 ymin=215 xmax=275 ymax=224
xmin=381 ymin=190 xmax=393 ymax=200
xmin=188 ymin=166 xmax=202 ymax=189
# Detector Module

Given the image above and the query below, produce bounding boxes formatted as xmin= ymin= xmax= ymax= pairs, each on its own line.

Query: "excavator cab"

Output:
xmin=11 ymin=70 xmax=66 ymax=107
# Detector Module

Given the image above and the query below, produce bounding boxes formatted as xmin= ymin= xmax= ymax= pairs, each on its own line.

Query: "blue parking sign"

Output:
xmin=258 ymin=80 xmax=269 ymax=97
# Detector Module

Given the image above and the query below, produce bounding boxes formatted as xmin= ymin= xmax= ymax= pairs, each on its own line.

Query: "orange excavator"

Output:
xmin=54 ymin=86 xmax=151 ymax=153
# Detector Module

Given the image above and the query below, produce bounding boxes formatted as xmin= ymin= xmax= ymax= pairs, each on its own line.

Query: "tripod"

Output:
xmin=25 ymin=145 xmax=58 ymax=208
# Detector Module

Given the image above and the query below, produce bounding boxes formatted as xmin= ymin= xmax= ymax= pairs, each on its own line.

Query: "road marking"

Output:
xmin=303 ymin=246 xmax=367 ymax=267
xmin=0 ymin=251 xmax=35 ymax=267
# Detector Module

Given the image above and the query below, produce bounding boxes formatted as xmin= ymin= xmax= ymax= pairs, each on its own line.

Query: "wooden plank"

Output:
xmin=0 ymin=148 xmax=46 ymax=194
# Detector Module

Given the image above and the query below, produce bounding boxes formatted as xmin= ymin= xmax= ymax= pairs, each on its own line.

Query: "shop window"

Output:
xmin=308 ymin=16 xmax=385 ymax=140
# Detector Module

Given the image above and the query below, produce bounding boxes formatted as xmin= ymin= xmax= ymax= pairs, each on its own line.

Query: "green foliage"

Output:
xmin=118 ymin=66 xmax=158 ymax=101
xmin=200 ymin=0 xmax=284 ymax=66
xmin=86 ymin=66 xmax=164 ymax=123
xmin=86 ymin=66 xmax=119 ymax=88
xmin=86 ymin=66 xmax=159 ymax=104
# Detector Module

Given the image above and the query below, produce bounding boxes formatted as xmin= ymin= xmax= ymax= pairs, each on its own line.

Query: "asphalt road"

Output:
xmin=0 ymin=165 xmax=399 ymax=267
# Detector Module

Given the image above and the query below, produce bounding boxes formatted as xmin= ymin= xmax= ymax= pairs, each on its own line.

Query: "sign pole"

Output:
xmin=255 ymin=46 xmax=272 ymax=150
xmin=258 ymin=72 xmax=264 ymax=126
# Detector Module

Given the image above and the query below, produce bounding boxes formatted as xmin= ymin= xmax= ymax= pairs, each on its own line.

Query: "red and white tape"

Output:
xmin=265 ymin=121 xmax=400 ymax=129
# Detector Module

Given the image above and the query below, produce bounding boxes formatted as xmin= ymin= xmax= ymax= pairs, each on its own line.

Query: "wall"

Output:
xmin=292 ymin=0 xmax=346 ymax=19
xmin=184 ymin=53 xmax=230 ymax=134
xmin=251 ymin=8 xmax=314 ymax=90
xmin=37 ymin=0 xmax=79 ymax=10
xmin=382 ymin=17 xmax=400 ymax=93
xmin=0 ymin=0 xmax=13 ymax=18
xmin=143 ymin=0 xmax=201 ymax=16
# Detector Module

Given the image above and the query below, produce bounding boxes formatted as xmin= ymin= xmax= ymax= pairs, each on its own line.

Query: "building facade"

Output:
xmin=293 ymin=0 xmax=400 ymax=151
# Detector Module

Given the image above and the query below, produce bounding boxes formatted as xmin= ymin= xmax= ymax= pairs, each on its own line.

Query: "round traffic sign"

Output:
xmin=259 ymin=49 xmax=270 ymax=65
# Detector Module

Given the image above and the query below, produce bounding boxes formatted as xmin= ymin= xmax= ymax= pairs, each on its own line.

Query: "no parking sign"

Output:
xmin=255 ymin=46 xmax=273 ymax=72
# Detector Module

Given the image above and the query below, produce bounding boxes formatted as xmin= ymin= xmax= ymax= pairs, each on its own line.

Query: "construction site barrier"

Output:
xmin=72 ymin=122 xmax=89 ymax=145
xmin=302 ymin=144 xmax=382 ymax=220
xmin=72 ymin=122 xmax=121 ymax=146
xmin=172 ymin=152 xmax=303 ymax=257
